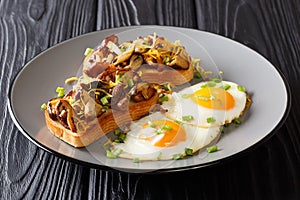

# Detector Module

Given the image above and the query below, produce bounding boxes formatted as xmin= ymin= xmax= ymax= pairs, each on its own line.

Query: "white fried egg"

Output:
xmin=162 ymin=81 xmax=247 ymax=127
xmin=110 ymin=112 xmax=220 ymax=161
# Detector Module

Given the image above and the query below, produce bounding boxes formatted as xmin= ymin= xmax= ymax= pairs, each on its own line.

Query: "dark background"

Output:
xmin=1 ymin=0 xmax=300 ymax=199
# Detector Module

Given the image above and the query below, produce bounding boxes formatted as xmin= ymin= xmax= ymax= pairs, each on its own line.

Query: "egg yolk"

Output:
xmin=143 ymin=120 xmax=186 ymax=147
xmin=191 ymin=87 xmax=235 ymax=110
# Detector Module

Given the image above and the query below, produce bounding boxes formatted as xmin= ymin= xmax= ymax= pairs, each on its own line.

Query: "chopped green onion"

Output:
xmin=164 ymin=56 xmax=170 ymax=64
xmin=102 ymin=106 xmax=109 ymax=111
xmin=223 ymin=123 xmax=230 ymax=128
xmin=114 ymin=129 xmax=121 ymax=136
xmin=220 ymin=126 xmax=225 ymax=134
xmin=114 ymin=148 xmax=123 ymax=156
xmin=237 ymin=85 xmax=247 ymax=92
xmin=173 ymin=153 xmax=184 ymax=160
xmin=212 ymin=76 xmax=222 ymax=83
xmin=41 ymin=103 xmax=47 ymax=110
xmin=234 ymin=118 xmax=242 ymax=125
xmin=56 ymin=87 xmax=65 ymax=97
xmin=174 ymin=120 xmax=184 ymax=125
xmin=162 ymin=83 xmax=172 ymax=92
xmin=106 ymin=150 xmax=117 ymax=158
xmin=100 ymin=95 xmax=110 ymax=105
xmin=162 ymin=125 xmax=173 ymax=131
xmin=155 ymin=128 xmax=164 ymax=135
xmin=206 ymin=145 xmax=218 ymax=153
xmin=197 ymin=95 xmax=210 ymax=101
xmin=128 ymin=79 xmax=134 ymax=87
xmin=201 ymin=84 xmax=208 ymax=88
xmin=118 ymin=133 xmax=126 ymax=142
xmin=206 ymin=117 xmax=216 ymax=123
xmin=181 ymin=94 xmax=191 ymax=99
xmin=157 ymin=152 xmax=162 ymax=160
xmin=158 ymin=95 xmax=169 ymax=103
xmin=106 ymin=148 xmax=123 ymax=158
xmin=147 ymin=121 xmax=156 ymax=128
xmin=194 ymin=71 xmax=202 ymax=79
xmin=207 ymin=81 xmax=216 ymax=87
xmin=133 ymin=158 xmax=140 ymax=163
xmin=185 ymin=148 xmax=193 ymax=156
xmin=120 ymin=47 xmax=126 ymax=52
xmin=84 ymin=47 xmax=93 ymax=56
xmin=222 ymin=84 xmax=231 ymax=90
xmin=68 ymin=99 xmax=74 ymax=105
xmin=182 ymin=115 xmax=194 ymax=122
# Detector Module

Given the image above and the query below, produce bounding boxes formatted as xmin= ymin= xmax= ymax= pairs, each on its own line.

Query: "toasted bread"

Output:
xmin=45 ymin=92 xmax=159 ymax=147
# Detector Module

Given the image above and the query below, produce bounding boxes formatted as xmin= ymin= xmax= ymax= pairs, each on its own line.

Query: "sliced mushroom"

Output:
xmin=167 ymin=55 xmax=190 ymax=69
xmin=114 ymin=43 xmax=135 ymax=65
xmin=131 ymin=83 xmax=156 ymax=102
xmin=124 ymin=54 xmax=143 ymax=70
xmin=53 ymin=99 xmax=77 ymax=132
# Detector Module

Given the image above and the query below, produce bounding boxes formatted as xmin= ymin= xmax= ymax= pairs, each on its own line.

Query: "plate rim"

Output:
xmin=7 ymin=25 xmax=292 ymax=174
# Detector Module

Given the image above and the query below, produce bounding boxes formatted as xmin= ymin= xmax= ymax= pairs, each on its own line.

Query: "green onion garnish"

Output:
xmin=114 ymin=129 xmax=121 ymax=136
xmin=206 ymin=145 xmax=218 ymax=153
xmin=41 ymin=103 xmax=47 ymax=110
xmin=220 ymin=126 xmax=225 ymax=134
xmin=162 ymin=83 xmax=172 ymax=91
xmin=173 ymin=153 xmax=184 ymax=160
xmin=174 ymin=120 xmax=184 ymax=125
xmin=133 ymin=158 xmax=140 ymax=163
xmin=157 ymin=152 xmax=162 ymax=160
xmin=181 ymin=94 xmax=191 ymax=99
xmin=222 ymin=84 xmax=231 ymax=90
xmin=162 ymin=125 xmax=173 ymax=131
xmin=194 ymin=71 xmax=202 ymax=79
xmin=207 ymin=81 xmax=216 ymax=87
xmin=102 ymin=106 xmax=109 ymax=111
xmin=100 ymin=96 xmax=110 ymax=105
xmin=148 ymin=121 xmax=156 ymax=128
xmin=106 ymin=149 xmax=123 ymax=158
xmin=128 ymin=79 xmax=134 ymax=87
xmin=201 ymin=84 xmax=208 ymax=88
xmin=56 ymin=87 xmax=66 ymax=97
xmin=185 ymin=148 xmax=193 ymax=156
xmin=206 ymin=117 xmax=216 ymax=123
xmin=84 ymin=47 xmax=93 ymax=56
xmin=182 ymin=115 xmax=194 ymax=122
xmin=155 ymin=128 xmax=164 ymax=135
xmin=164 ymin=56 xmax=170 ymax=64
xmin=106 ymin=150 xmax=117 ymax=158
xmin=158 ymin=95 xmax=169 ymax=103
xmin=212 ymin=76 xmax=222 ymax=83
xmin=237 ymin=85 xmax=247 ymax=92
xmin=234 ymin=118 xmax=242 ymax=125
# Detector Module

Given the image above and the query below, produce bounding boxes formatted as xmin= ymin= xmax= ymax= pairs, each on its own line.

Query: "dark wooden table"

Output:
xmin=1 ymin=0 xmax=299 ymax=199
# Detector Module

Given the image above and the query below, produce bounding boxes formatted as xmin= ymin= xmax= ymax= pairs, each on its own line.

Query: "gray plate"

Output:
xmin=8 ymin=26 xmax=290 ymax=173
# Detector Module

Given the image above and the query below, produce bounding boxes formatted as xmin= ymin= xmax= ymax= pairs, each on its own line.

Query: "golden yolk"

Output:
xmin=143 ymin=120 xmax=186 ymax=147
xmin=191 ymin=87 xmax=235 ymax=110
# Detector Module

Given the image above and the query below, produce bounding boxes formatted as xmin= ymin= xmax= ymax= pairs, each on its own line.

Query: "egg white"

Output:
xmin=110 ymin=112 xmax=220 ymax=161
xmin=162 ymin=81 xmax=247 ymax=127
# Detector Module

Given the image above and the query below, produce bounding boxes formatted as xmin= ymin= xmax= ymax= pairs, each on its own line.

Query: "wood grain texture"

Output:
xmin=1 ymin=0 xmax=300 ymax=199
xmin=0 ymin=0 xmax=95 ymax=199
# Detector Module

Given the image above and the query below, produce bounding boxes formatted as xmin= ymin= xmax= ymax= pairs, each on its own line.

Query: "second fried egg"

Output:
xmin=162 ymin=81 xmax=247 ymax=127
